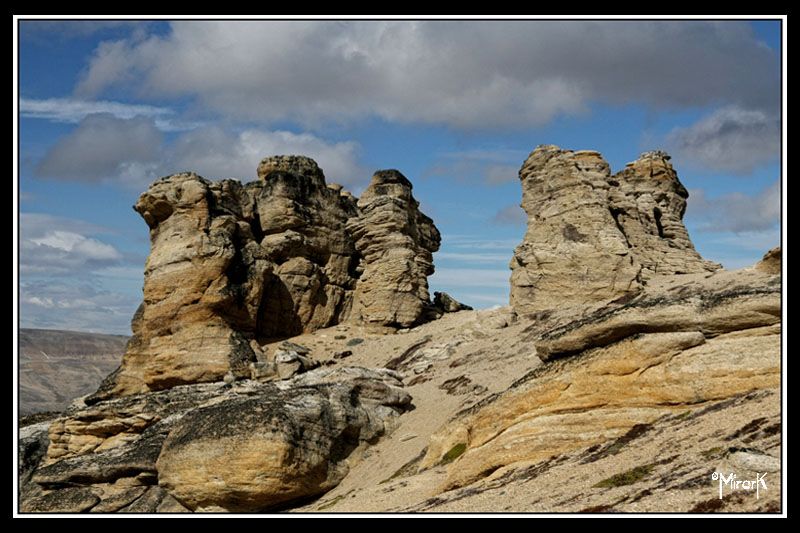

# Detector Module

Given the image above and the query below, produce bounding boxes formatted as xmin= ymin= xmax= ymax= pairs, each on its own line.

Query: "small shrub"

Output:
xmin=593 ymin=464 xmax=654 ymax=488
xmin=440 ymin=443 xmax=467 ymax=465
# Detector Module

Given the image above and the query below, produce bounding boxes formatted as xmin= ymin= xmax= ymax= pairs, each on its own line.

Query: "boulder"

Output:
xmin=23 ymin=367 xmax=410 ymax=513
xmin=433 ymin=292 xmax=473 ymax=313
xmin=156 ymin=368 xmax=411 ymax=511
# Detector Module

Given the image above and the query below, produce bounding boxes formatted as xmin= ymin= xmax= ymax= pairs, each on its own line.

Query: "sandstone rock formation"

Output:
xmin=755 ymin=246 xmax=781 ymax=275
xmin=96 ymin=157 xmax=439 ymax=399
xmin=423 ymin=267 xmax=780 ymax=492
xmin=19 ymin=145 xmax=782 ymax=515
xmin=510 ymin=146 xmax=720 ymax=316
xmin=347 ymin=170 xmax=441 ymax=327
xmin=22 ymin=367 xmax=410 ymax=512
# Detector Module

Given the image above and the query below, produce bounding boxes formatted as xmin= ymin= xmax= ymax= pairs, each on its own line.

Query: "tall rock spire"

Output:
xmin=509 ymin=145 xmax=720 ymax=316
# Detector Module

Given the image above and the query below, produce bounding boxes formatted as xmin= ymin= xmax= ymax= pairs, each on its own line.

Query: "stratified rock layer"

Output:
xmin=348 ymin=170 xmax=441 ymax=327
xmin=99 ymin=157 xmax=439 ymax=398
xmin=423 ymin=267 xmax=780 ymax=492
xmin=510 ymin=146 xmax=719 ymax=316
xmin=28 ymin=367 xmax=410 ymax=512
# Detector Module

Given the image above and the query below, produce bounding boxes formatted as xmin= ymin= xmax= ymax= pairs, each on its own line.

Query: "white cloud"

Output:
xmin=667 ymin=107 xmax=780 ymax=174
xmin=436 ymin=252 xmax=510 ymax=263
xmin=169 ymin=127 xmax=364 ymax=185
xmin=20 ymin=97 xmax=197 ymax=132
xmin=20 ymin=280 xmax=139 ymax=334
xmin=30 ymin=230 xmax=122 ymax=261
xmin=75 ymin=21 xmax=778 ymax=129
xmin=428 ymin=149 xmax=526 ymax=184
xmin=35 ymin=115 xmax=365 ymax=187
xmin=686 ymin=180 xmax=780 ymax=233
xmin=446 ymin=236 xmax=522 ymax=250
xmin=19 ymin=214 xmax=141 ymax=333
xmin=492 ymin=204 xmax=527 ymax=225
xmin=20 ymin=213 xmax=123 ymax=275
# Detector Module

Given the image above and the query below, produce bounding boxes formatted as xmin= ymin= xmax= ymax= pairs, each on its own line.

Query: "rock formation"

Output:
xmin=19 ymin=145 xmax=782 ymax=515
xmin=755 ymin=246 xmax=781 ymax=275
xmin=22 ymin=367 xmax=411 ymax=512
xmin=96 ymin=157 xmax=439 ymax=399
xmin=433 ymin=292 xmax=473 ymax=314
xmin=348 ymin=170 xmax=441 ymax=327
xmin=423 ymin=267 xmax=780 ymax=491
xmin=510 ymin=146 xmax=720 ymax=316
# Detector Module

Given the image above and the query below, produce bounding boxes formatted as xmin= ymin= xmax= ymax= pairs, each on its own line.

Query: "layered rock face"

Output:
xmin=348 ymin=170 xmax=441 ymax=327
xmin=424 ymin=267 xmax=780 ymax=492
xmin=100 ymin=157 xmax=439 ymax=398
xmin=510 ymin=146 xmax=720 ymax=316
xmin=22 ymin=367 xmax=411 ymax=512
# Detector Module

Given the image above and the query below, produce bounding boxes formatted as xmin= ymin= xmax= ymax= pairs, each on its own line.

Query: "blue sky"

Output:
xmin=17 ymin=19 xmax=782 ymax=334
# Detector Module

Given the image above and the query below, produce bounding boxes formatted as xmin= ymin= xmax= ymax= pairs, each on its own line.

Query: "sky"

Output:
xmin=16 ymin=18 xmax=783 ymax=335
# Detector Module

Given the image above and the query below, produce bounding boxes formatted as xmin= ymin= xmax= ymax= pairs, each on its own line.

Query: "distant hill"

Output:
xmin=19 ymin=329 xmax=128 ymax=415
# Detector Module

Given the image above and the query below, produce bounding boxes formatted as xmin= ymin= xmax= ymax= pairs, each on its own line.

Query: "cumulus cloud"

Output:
xmin=35 ymin=116 xmax=365 ymax=187
xmin=492 ymin=204 xmax=527 ymax=225
xmin=168 ymin=127 xmax=364 ymax=185
xmin=687 ymin=179 xmax=780 ymax=233
xmin=667 ymin=107 xmax=780 ymax=174
xmin=75 ymin=21 xmax=778 ymax=129
xmin=20 ymin=213 xmax=123 ymax=274
xmin=35 ymin=114 xmax=163 ymax=182
xmin=19 ymin=213 xmax=142 ymax=333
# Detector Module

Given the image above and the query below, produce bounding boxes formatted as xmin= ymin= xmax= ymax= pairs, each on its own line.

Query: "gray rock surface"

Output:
xmin=23 ymin=367 xmax=411 ymax=513
xmin=434 ymin=292 xmax=473 ymax=313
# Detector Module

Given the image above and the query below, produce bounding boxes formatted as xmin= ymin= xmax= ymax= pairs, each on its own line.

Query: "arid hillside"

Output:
xmin=19 ymin=329 xmax=127 ymax=415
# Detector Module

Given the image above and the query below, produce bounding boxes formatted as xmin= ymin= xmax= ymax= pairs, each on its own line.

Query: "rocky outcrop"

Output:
xmin=755 ymin=246 xmax=781 ymax=275
xmin=433 ymin=292 xmax=473 ymax=314
xmin=157 ymin=367 xmax=411 ymax=511
xmin=347 ymin=170 xmax=441 ymax=327
xmin=609 ymin=151 xmax=719 ymax=279
xmin=19 ymin=144 xmax=781 ymax=514
xmin=510 ymin=146 xmax=720 ymax=316
xmin=23 ymin=367 xmax=410 ymax=512
xmin=98 ymin=157 xmax=439 ymax=398
xmin=422 ymin=265 xmax=780 ymax=492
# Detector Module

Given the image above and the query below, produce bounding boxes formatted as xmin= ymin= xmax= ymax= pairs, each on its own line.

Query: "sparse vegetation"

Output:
xmin=593 ymin=464 xmax=655 ymax=488
xmin=440 ymin=443 xmax=467 ymax=465
xmin=700 ymin=446 xmax=725 ymax=460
